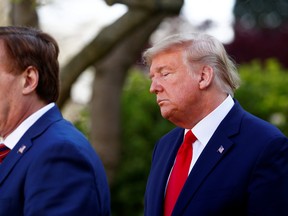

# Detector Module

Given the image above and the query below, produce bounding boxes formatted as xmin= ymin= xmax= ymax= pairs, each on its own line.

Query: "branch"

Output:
xmin=105 ymin=0 xmax=183 ymax=12
xmin=58 ymin=9 xmax=154 ymax=107
xmin=58 ymin=0 xmax=183 ymax=108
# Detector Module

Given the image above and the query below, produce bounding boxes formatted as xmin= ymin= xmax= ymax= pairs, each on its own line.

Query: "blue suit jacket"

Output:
xmin=0 ymin=106 xmax=110 ymax=216
xmin=145 ymin=101 xmax=288 ymax=216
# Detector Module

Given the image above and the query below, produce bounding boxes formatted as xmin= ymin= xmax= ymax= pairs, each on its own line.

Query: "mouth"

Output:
xmin=157 ymin=99 xmax=168 ymax=106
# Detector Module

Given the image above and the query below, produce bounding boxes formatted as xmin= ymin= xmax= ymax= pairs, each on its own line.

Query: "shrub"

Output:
xmin=235 ymin=59 xmax=288 ymax=135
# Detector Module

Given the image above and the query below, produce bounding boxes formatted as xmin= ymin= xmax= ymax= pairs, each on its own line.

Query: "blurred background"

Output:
xmin=1 ymin=0 xmax=288 ymax=215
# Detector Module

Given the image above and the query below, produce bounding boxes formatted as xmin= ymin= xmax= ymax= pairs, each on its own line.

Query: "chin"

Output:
xmin=161 ymin=110 xmax=181 ymax=126
xmin=161 ymin=110 xmax=172 ymax=121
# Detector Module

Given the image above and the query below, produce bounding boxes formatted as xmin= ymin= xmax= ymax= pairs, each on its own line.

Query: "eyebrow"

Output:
xmin=149 ymin=66 xmax=164 ymax=78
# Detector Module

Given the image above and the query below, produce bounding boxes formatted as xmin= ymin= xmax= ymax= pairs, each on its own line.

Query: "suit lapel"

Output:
xmin=173 ymin=135 xmax=234 ymax=215
xmin=147 ymin=127 xmax=185 ymax=215
xmin=172 ymin=101 xmax=244 ymax=215
xmin=0 ymin=106 xmax=63 ymax=185
xmin=0 ymin=136 xmax=33 ymax=184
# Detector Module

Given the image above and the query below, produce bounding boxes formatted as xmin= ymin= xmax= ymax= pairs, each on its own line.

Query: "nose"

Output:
xmin=150 ymin=78 xmax=162 ymax=94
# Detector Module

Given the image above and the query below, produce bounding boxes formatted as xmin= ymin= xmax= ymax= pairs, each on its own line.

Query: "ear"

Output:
xmin=199 ymin=65 xmax=214 ymax=90
xmin=22 ymin=66 xmax=39 ymax=95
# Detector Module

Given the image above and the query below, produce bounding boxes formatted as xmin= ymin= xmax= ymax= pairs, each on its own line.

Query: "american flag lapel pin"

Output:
xmin=17 ymin=145 xmax=27 ymax=154
xmin=217 ymin=145 xmax=224 ymax=154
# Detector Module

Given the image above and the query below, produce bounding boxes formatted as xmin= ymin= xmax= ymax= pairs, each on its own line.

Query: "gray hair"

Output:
xmin=143 ymin=33 xmax=240 ymax=96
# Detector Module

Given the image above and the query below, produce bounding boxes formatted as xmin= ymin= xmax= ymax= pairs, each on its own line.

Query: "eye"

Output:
xmin=162 ymin=71 xmax=170 ymax=77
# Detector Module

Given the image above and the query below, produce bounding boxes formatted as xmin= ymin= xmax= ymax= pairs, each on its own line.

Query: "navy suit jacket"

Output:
xmin=0 ymin=106 xmax=110 ymax=216
xmin=145 ymin=101 xmax=288 ymax=216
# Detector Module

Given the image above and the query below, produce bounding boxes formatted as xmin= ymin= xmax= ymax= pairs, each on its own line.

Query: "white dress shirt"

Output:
xmin=165 ymin=95 xmax=235 ymax=194
xmin=1 ymin=103 xmax=55 ymax=150
xmin=188 ymin=95 xmax=234 ymax=173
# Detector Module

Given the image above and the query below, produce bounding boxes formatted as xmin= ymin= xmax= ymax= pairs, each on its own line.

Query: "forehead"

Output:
xmin=151 ymin=49 xmax=183 ymax=67
xmin=149 ymin=50 xmax=188 ymax=76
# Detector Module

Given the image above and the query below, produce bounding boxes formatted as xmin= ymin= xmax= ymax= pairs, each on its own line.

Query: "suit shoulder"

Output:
xmin=241 ymin=110 xmax=285 ymax=138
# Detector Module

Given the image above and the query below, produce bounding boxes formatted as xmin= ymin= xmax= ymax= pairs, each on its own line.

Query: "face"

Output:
xmin=149 ymin=49 xmax=203 ymax=128
xmin=0 ymin=40 xmax=28 ymax=137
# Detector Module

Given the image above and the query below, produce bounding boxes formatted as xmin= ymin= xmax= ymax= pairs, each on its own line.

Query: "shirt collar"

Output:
xmin=190 ymin=95 xmax=234 ymax=146
xmin=3 ymin=103 xmax=55 ymax=150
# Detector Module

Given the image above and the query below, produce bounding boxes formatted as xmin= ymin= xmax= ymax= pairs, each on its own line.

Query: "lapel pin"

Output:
xmin=17 ymin=145 xmax=27 ymax=154
xmin=217 ymin=145 xmax=224 ymax=154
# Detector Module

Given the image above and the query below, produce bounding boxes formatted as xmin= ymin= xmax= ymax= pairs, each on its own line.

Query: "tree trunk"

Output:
xmin=0 ymin=0 xmax=10 ymax=25
xmin=10 ymin=0 xmax=39 ymax=28
xmin=91 ymin=12 xmax=170 ymax=184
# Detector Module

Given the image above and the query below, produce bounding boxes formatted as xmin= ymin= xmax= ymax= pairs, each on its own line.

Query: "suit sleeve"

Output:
xmin=248 ymin=136 xmax=288 ymax=216
xmin=23 ymin=141 xmax=110 ymax=216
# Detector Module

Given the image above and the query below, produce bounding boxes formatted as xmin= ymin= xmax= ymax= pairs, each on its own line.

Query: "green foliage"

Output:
xmin=235 ymin=59 xmax=288 ymax=135
xmin=73 ymin=107 xmax=91 ymax=139
xmin=111 ymin=60 xmax=288 ymax=215
xmin=73 ymin=60 xmax=288 ymax=216
xmin=111 ymin=69 xmax=174 ymax=216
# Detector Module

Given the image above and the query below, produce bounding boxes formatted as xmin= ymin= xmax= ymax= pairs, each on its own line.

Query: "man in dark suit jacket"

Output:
xmin=143 ymin=32 xmax=288 ymax=216
xmin=0 ymin=26 xmax=110 ymax=216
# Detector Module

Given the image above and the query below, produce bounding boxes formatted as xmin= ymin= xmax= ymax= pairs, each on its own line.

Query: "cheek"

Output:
xmin=0 ymin=97 xmax=10 ymax=122
xmin=0 ymin=83 xmax=10 ymax=99
xmin=0 ymin=80 xmax=21 ymax=107
xmin=175 ymin=82 xmax=199 ymax=104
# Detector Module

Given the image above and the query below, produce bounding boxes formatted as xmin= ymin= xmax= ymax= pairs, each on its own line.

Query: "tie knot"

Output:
xmin=0 ymin=143 xmax=8 ymax=150
xmin=178 ymin=130 xmax=196 ymax=154
xmin=0 ymin=143 xmax=10 ymax=163
xmin=184 ymin=130 xmax=197 ymax=145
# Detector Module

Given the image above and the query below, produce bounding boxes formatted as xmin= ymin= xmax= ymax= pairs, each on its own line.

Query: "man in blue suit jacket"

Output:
xmin=0 ymin=26 xmax=110 ymax=215
xmin=143 ymin=33 xmax=288 ymax=215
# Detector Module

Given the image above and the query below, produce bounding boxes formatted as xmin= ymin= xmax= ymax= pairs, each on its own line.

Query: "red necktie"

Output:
xmin=164 ymin=130 xmax=196 ymax=216
xmin=0 ymin=143 xmax=10 ymax=163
